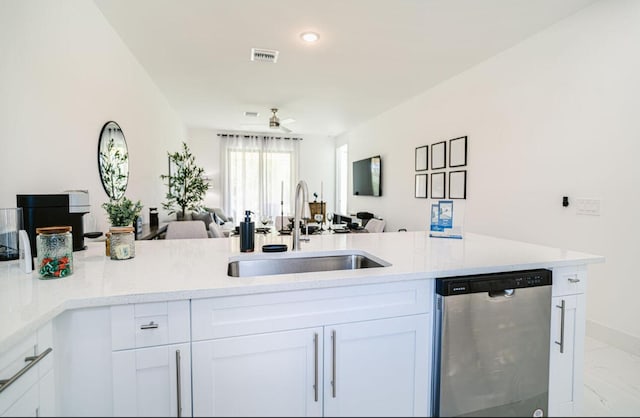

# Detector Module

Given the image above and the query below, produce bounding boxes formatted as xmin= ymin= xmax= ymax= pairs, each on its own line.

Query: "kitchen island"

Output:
xmin=0 ymin=231 xmax=604 ymax=417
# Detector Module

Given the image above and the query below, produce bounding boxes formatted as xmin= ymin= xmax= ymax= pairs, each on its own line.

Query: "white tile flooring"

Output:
xmin=583 ymin=336 xmax=640 ymax=416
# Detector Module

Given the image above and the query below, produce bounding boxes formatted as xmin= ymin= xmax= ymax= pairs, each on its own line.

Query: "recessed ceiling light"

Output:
xmin=300 ymin=32 xmax=320 ymax=43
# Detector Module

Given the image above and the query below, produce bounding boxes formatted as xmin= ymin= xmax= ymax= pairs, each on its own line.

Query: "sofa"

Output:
xmin=190 ymin=208 xmax=235 ymax=238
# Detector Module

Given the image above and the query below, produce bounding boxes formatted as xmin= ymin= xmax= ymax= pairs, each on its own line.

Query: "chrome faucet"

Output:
xmin=292 ymin=180 xmax=311 ymax=250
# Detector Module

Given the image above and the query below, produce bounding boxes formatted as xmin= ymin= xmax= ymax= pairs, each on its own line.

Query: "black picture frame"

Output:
xmin=448 ymin=170 xmax=467 ymax=199
xmin=431 ymin=172 xmax=446 ymax=199
xmin=449 ymin=136 xmax=467 ymax=168
xmin=415 ymin=174 xmax=428 ymax=198
xmin=415 ymin=146 xmax=428 ymax=171
xmin=431 ymin=141 xmax=446 ymax=170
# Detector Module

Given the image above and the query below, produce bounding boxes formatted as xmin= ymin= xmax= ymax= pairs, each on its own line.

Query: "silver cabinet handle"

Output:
xmin=175 ymin=349 xmax=182 ymax=418
xmin=331 ymin=330 xmax=337 ymax=398
xmin=0 ymin=347 xmax=52 ymax=394
xmin=313 ymin=333 xmax=319 ymax=402
xmin=555 ymin=300 xmax=566 ymax=354
xmin=140 ymin=321 xmax=159 ymax=330
xmin=568 ymin=277 xmax=581 ymax=283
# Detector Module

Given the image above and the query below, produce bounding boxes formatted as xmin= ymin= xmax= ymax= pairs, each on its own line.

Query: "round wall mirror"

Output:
xmin=98 ymin=121 xmax=129 ymax=200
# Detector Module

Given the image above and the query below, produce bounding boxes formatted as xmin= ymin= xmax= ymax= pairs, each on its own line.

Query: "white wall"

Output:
xmin=338 ymin=1 xmax=640 ymax=345
xmin=0 ymin=0 xmax=185 ymax=233
xmin=187 ymin=128 xmax=223 ymax=210
xmin=299 ymin=134 xmax=336 ymax=215
xmin=188 ymin=128 xmax=335 ymax=223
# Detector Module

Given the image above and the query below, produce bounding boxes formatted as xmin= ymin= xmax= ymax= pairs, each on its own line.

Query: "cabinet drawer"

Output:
xmin=552 ymin=265 xmax=587 ymax=296
xmin=0 ymin=322 xmax=53 ymax=414
xmin=111 ymin=301 xmax=190 ymax=350
xmin=192 ymin=280 xmax=432 ymax=341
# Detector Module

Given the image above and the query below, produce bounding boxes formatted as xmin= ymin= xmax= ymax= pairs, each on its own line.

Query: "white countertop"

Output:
xmin=0 ymin=231 xmax=604 ymax=352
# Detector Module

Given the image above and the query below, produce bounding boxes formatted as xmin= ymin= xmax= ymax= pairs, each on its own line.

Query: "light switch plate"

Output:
xmin=576 ymin=198 xmax=601 ymax=216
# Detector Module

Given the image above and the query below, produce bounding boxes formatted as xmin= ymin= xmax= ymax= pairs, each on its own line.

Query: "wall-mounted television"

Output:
xmin=352 ymin=155 xmax=382 ymax=196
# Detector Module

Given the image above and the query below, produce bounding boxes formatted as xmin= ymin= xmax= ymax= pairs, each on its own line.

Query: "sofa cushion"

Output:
xmin=205 ymin=207 xmax=233 ymax=223
xmin=191 ymin=211 xmax=214 ymax=230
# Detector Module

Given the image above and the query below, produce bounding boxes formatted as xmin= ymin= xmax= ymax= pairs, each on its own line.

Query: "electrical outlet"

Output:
xmin=576 ymin=198 xmax=601 ymax=216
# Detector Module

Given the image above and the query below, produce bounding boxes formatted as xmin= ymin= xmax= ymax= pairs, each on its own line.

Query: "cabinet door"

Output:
xmin=38 ymin=369 xmax=55 ymax=417
xmin=192 ymin=328 xmax=323 ymax=417
xmin=323 ymin=314 xmax=430 ymax=417
xmin=548 ymin=294 xmax=585 ymax=417
xmin=0 ymin=383 xmax=39 ymax=417
xmin=112 ymin=343 xmax=191 ymax=417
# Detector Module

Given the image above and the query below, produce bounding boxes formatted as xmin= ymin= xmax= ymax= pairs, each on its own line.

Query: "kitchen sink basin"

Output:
xmin=227 ymin=251 xmax=389 ymax=277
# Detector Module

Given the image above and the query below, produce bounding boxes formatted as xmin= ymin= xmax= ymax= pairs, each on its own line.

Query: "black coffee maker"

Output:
xmin=17 ymin=191 xmax=90 ymax=256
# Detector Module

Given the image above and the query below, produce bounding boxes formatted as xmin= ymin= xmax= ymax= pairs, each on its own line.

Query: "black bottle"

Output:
xmin=239 ymin=210 xmax=255 ymax=252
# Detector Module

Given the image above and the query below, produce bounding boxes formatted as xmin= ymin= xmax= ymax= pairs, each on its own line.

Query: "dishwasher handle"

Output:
xmin=488 ymin=288 xmax=515 ymax=298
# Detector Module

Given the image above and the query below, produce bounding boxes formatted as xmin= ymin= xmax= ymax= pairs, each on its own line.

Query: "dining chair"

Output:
xmin=363 ymin=218 xmax=386 ymax=233
xmin=165 ymin=220 xmax=209 ymax=239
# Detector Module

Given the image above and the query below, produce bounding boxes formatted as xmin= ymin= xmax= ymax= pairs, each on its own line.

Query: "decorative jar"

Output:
xmin=36 ymin=226 xmax=73 ymax=279
xmin=109 ymin=226 xmax=135 ymax=260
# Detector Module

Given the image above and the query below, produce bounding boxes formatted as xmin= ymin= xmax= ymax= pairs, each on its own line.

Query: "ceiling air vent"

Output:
xmin=244 ymin=111 xmax=259 ymax=117
xmin=251 ymin=48 xmax=279 ymax=63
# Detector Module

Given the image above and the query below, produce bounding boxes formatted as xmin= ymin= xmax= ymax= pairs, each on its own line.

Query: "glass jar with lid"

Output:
xmin=109 ymin=226 xmax=135 ymax=260
xmin=36 ymin=226 xmax=73 ymax=279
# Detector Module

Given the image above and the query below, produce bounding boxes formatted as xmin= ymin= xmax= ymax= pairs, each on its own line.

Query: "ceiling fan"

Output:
xmin=240 ymin=107 xmax=295 ymax=133
xmin=268 ymin=108 xmax=294 ymax=133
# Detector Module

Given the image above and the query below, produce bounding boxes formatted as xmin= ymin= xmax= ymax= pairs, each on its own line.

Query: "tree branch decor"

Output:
xmin=160 ymin=142 xmax=210 ymax=219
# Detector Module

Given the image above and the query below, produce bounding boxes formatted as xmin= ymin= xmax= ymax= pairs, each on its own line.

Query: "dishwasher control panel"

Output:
xmin=436 ymin=268 xmax=552 ymax=296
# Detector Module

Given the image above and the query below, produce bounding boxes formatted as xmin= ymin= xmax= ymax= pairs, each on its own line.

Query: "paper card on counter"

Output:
xmin=429 ymin=200 xmax=464 ymax=239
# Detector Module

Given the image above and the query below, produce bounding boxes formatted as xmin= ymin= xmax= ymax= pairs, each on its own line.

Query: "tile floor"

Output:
xmin=583 ymin=336 xmax=640 ymax=416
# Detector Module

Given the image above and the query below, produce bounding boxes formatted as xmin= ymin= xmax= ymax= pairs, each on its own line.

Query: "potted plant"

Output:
xmin=102 ymin=196 xmax=143 ymax=260
xmin=160 ymin=142 xmax=210 ymax=220
xmin=102 ymin=196 xmax=143 ymax=227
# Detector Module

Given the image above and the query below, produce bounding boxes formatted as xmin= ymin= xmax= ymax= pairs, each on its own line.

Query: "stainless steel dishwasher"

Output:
xmin=432 ymin=269 xmax=552 ymax=417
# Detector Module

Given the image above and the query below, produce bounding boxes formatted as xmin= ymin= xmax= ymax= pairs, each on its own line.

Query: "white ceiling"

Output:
xmin=94 ymin=0 xmax=596 ymax=137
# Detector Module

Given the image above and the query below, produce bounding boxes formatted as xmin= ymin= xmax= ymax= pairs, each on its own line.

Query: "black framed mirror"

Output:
xmin=98 ymin=121 xmax=129 ymax=200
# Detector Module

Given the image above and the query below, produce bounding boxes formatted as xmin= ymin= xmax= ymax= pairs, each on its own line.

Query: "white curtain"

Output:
xmin=221 ymin=134 xmax=301 ymax=224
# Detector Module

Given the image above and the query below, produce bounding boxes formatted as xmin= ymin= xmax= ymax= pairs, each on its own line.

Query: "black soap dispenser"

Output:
xmin=240 ymin=210 xmax=255 ymax=252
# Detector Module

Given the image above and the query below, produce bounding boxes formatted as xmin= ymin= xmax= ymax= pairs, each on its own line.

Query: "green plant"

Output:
xmin=160 ymin=142 xmax=210 ymax=219
xmin=102 ymin=196 xmax=143 ymax=227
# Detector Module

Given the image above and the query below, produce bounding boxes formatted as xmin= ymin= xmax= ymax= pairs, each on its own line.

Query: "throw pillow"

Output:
xmin=211 ymin=211 xmax=224 ymax=225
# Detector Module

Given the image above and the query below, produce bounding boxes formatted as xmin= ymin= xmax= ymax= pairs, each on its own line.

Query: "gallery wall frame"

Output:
xmin=449 ymin=136 xmax=467 ymax=167
xmin=431 ymin=172 xmax=446 ymax=199
xmin=415 ymin=173 xmax=428 ymax=198
xmin=431 ymin=141 xmax=446 ymax=170
xmin=448 ymin=170 xmax=467 ymax=199
xmin=415 ymin=146 xmax=428 ymax=171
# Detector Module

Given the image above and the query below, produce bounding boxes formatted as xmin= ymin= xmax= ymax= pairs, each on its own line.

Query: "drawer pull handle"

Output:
xmin=568 ymin=277 xmax=581 ymax=283
xmin=331 ymin=330 xmax=337 ymax=398
xmin=0 ymin=347 xmax=52 ymax=394
xmin=555 ymin=300 xmax=566 ymax=354
xmin=176 ymin=349 xmax=182 ymax=417
xmin=140 ymin=321 xmax=159 ymax=330
xmin=313 ymin=333 xmax=319 ymax=402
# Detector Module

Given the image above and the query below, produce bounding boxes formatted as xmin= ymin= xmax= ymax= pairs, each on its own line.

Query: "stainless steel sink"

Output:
xmin=227 ymin=252 xmax=389 ymax=277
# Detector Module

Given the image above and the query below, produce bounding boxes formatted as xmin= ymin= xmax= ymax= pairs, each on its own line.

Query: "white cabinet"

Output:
xmin=192 ymin=327 xmax=323 ymax=417
xmin=0 ymin=322 xmax=54 ymax=417
xmin=110 ymin=301 xmax=191 ymax=418
xmin=548 ymin=266 xmax=587 ymax=417
xmin=192 ymin=315 xmax=429 ymax=417
xmin=112 ymin=343 xmax=191 ymax=417
xmin=54 ymin=301 xmax=191 ymax=417
xmin=191 ymin=280 xmax=432 ymax=417
xmin=322 ymin=315 xmax=430 ymax=417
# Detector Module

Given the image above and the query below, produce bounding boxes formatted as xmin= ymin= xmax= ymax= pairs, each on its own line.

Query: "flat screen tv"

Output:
xmin=352 ymin=155 xmax=381 ymax=196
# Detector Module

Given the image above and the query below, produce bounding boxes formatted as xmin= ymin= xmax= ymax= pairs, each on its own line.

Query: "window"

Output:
xmin=222 ymin=135 xmax=300 ymax=223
